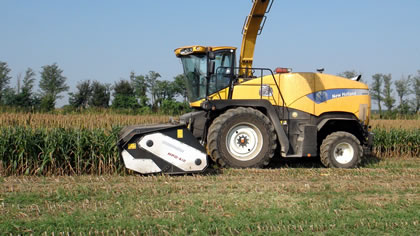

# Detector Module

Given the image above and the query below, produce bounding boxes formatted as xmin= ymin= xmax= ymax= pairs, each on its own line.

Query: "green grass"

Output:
xmin=1 ymin=158 xmax=419 ymax=235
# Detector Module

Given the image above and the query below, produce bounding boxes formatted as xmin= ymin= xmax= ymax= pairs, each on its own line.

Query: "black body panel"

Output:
xmin=118 ymin=124 xmax=206 ymax=174
xmin=197 ymin=100 xmax=370 ymax=158
xmin=180 ymin=111 xmax=208 ymax=139
xmin=202 ymin=99 xmax=291 ymax=156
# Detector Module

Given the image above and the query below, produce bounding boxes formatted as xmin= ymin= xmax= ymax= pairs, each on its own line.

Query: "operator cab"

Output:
xmin=175 ymin=46 xmax=236 ymax=103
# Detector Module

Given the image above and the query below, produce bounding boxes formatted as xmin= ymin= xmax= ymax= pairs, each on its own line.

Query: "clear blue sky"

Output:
xmin=1 ymin=0 xmax=420 ymax=106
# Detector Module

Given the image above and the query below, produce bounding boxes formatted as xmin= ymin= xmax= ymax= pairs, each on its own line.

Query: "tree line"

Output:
xmin=370 ymin=73 xmax=419 ymax=118
xmin=1 ymin=61 xmax=419 ymax=117
xmin=339 ymin=70 xmax=420 ymax=118
xmin=0 ymin=61 xmax=190 ymax=115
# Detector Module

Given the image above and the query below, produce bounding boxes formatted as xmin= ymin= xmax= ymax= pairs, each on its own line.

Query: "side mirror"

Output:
xmin=208 ymin=61 xmax=215 ymax=75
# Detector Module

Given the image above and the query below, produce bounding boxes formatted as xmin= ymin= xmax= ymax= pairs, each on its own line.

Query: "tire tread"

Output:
xmin=320 ymin=131 xmax=362 ymax=168
xmin=207 ymin=107 xmax=277 ymax=168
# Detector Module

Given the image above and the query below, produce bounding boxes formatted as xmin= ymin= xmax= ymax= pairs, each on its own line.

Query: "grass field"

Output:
xmin=1 ymin=158 xmax=419 ymax=235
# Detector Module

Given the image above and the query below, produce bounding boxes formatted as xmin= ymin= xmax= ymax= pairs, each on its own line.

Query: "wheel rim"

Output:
xmin=333 ymin=142 xmax=354 ymax=164
xmin=226 ymin=122 xmax=263 ymax=161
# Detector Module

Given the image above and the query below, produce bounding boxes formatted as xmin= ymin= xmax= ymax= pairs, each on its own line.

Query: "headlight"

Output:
xmin=180 ymin=48 xmax=193 ymax=55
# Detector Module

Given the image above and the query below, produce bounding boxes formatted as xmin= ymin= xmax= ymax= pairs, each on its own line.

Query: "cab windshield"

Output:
xmin=180 ymin=50 xmax=233 ymax=102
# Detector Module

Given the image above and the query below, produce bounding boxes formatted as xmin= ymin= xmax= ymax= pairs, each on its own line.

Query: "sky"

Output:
xmin=1 ymin=0 xmax=420 ymax=107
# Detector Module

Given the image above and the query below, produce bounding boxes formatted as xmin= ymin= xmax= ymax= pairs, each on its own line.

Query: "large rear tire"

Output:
xmin=320 ymin=131 xmax=362 ymax=168
xmin=207 ymin=107 xmax=277 ymax=168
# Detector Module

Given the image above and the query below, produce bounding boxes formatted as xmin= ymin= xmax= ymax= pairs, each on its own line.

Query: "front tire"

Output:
xmin=207 ymin=107 xmax=277 ymax=168
xmin=320 ymin=131 xmax=362 ymax=168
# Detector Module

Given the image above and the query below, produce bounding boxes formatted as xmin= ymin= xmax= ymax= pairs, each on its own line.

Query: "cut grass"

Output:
xmin=1 ymin=158 xmax=419 ymax=235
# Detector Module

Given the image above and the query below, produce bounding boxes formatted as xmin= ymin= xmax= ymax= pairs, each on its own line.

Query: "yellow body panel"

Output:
xmin=190 ymin=72 xmax=371 ymax=124
xmin=231 ymin=76 xmax=282 ymax=106
xmin=277 ymin=73 xmax=315 ymax=113
xmin=175 ymin=46 xmax=236 ymax=57
xmin=311 ymin=73 xmax=371 ymax=120
xmin=313 ymin=73 xmax=367 ymax=91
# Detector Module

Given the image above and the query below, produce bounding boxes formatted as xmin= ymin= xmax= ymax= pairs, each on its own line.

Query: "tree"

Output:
xmin=15 ymin=68 xmax=38 ymax=108
xmin=337 ymin=70 xmax=362 ymax=82
xmin=370 ymin=74 xmax=384 ymax=118
xmin=89 ymin=81 xmax=111 ymax=108
xmin=21 ymin=69 xmax=36 ymax=97
xmin=130 ymin=72 xmax=149 ymax=107
xmin=0 ymin=61 xmax=12 ymax=104
xmin=2 ymin=68 xmax=38 ymax=109
xmin=395 ymin=75 xmax=412 ymax=114
xmin=2 ymin=88 xmax=18 ymax=106
xmin=112 ymin=80 xmax=138 ymax=109
xmin=160 ymin=99 xmax=191 ymax=115
xmin=39 ymin=94 xmax=55 ymax=111
xmin=382 ymin=74 xmax=395 ymax=113
xmin=69 ymin=80 xmax=93 ymax=109
xmin=172 ymin=74 xmax=188 ymax=102
xmin=412 ymin=70 xmax=420 ymax=113
xmin=154 ymin=80 xmax=176 ymax=108
xmin=145 ymin=71 xmax=161 ymax=108
xmin=39 ymin=63 xmax=69 ymax=110
xmin=21 ymin=68 xmax=37 ymax=107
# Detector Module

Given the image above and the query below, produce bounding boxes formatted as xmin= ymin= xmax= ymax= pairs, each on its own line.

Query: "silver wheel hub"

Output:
xmin=226 ymin=123 xmax=263 ymax=161
xmin=333 ymin=142 xmax=354 ymax=164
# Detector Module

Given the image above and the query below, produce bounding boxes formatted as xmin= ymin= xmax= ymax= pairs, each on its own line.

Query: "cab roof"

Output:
xmin=174 ymin=45 xmax=237 ymax=57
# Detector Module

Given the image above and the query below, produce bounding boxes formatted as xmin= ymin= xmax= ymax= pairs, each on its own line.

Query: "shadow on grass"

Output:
xmin=268 ymin=157 xmax=324 ymax=169
xmin=143 ymin=154 xmax=384 ymax=177
xmin=266 ymin=154 xmax=382 ymax=169
xmin=361 ymin=154 xmax=381 ymax=167
xmin=202 ymin=167 xmax=224 ymax=176
xmin=202 ymin=155 xmax=382 ymax=175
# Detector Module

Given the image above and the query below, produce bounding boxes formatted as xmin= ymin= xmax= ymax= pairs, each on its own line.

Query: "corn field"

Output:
xmin=373 ymin=128 xmax=419 ymax=158
xmin=0 ymin=113 xmax=418 ymax=130
xmin=0 ymin=113 xmax=419 ymax=175
xmin=370 ymin=119 xmax=420 ymax=130
xmin=0 ymin=113 xmax=169 ymax=130
xmin=0 ymin=126 xmax=123 ymax=175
